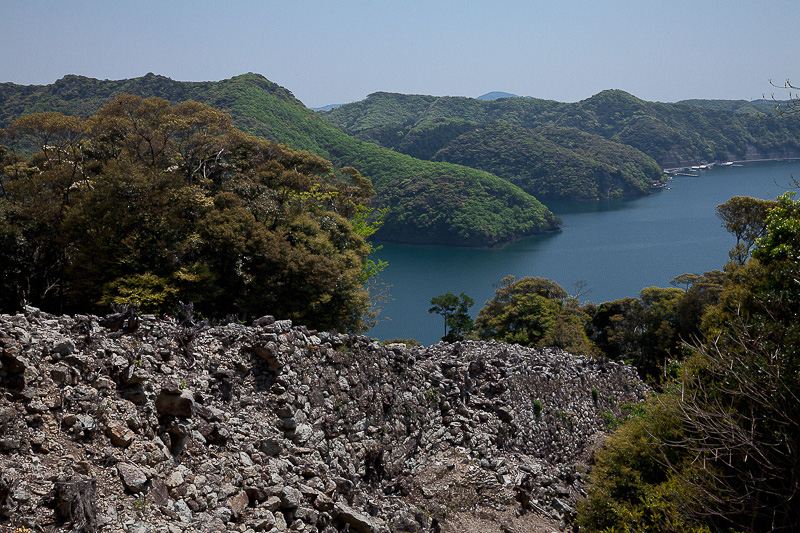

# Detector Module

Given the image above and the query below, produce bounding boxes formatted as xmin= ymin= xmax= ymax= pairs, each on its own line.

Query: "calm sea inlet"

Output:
xmin=366 ymin=160 xmax=800 ymax=346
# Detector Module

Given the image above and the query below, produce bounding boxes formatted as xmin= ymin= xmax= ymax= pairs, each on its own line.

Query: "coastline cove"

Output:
xmin=367 ymin=160 xmax=800 ymax=346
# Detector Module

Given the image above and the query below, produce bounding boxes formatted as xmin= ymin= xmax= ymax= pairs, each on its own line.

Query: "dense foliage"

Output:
xmin=583 ymin=273 xmax=724 ymax=386
xmin=472 ymin=270 xmax=725 ymax=383
xmin=428 ymin=291 xmax=475 ymax=342
xmin=433 ymin=122 xmax=661 ymax=200
xmin=475 ymin=276 xmax=597 ymax=355
xmin=577 ymin=193 xmax=800 ymax=532
xmin=676 ymin=98 xmax=781 ymax=116
xmin=324 ymin=89 xmax=800 ymax=170
xmin=0 ymin=74 xmax=560 ymax=246
xmin=0 ymin=96 xmax=381 ymax=331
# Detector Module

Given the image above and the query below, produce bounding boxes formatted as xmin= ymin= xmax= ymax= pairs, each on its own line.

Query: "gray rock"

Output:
xmin=3 ymin=350 xmax=29 ymax=375
xmin=127 ymin=522 xmax=153 ymax=533
xmin=259 ymin=437 xmax=283 ymax=457
xmin=389 ymin=511 xmax=421 ymax=533
xmin=334 ymin=502 xmax=381 ymax=533
xmin=122 ymin=384 xmax=149 ymax=405
xmin=213 ymin=505 xmax=233 ymax=524
xmin=263 ymin=495 xmax=282 ymax=512
xmin=253 ymin=315 xmax=276 ymax=327
xmin=174 ymin=498 xmax=193 ymax=522
xmin=252 ymin=342 xmax=283 ymax=371
xmin=52 ymin=340 xmax=76 ymax=357
xmin=0 ymin=438 xmax=19 ymax=451
xmin=25 ymin=400 xmax=48 ymax=413
xmin=246 ymin=512 xmax=276 ymax=531
xmin=50 ymin=365 xmax=72 ymax=384
xmin=106 ymin=423 xmax=136 ymax=448
xmin=292 ymin=423 xmax=312 ymax=444
xmin=275 ymin=404 xmax=295 ymax=418
xmin=118 ymin=462 xmax=148 ymax=493
xmin=280 ymin=486 xmax=302 ymax=509
xmin=551 ymin=497 xmax=572 ymax=515
xmin=274 ymin=510 xmax=288 ymax=530
xmin=312 ymin=492 xmax=334 ymax=512
xmin=164 ymin=469 xmax=184 ymax=489
xmin=229 ymin=490 xmax=249 ymax=519
xmin=294 ymin=506 xmax=318 ymax=524
xmin=155 ymin=389 xmax=194 ymax=418
xmin=273 ymin=320 xmax=292 ymax=333
xmin=0 ymin=407 xmax=14 ymax=425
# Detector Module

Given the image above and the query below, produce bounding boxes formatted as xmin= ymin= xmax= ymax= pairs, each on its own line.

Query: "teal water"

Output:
xmin=367 ymin=161 xmax=800 ymax=346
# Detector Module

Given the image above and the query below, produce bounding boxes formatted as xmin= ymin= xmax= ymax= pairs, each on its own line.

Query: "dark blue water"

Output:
xmin=367 ymin=161 xmax=799 ymax=346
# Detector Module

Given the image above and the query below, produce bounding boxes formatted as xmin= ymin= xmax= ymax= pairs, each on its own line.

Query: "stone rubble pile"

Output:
xmin=0 ymin=307 xmax=649 ymax=533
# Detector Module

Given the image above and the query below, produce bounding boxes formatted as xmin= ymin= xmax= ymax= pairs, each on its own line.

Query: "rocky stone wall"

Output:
xmin=0 ymin=307 xmax=648 ymax=533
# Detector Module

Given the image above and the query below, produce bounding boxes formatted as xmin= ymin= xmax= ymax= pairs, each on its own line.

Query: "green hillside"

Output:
xmin=433 ymin=122 xmax=662 ymax=200
xmin=325 ymin=91 xmax=560 ymax=136
xmin=559 ymin=90 xmax=800 ymax=166
xmin=323 ymin=89 xmax=800 ymax=169
xmin=676 ymin=98 xmax=781 ymax=116
xmin=0 ymin=74 xmax=559 ymax=246
xmin=324 ymin=92 xmax=660 ymax=199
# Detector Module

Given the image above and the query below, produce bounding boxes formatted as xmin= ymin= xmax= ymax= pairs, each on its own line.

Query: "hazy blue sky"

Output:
xmin=2 ymin=0 xmax=798 ymax=108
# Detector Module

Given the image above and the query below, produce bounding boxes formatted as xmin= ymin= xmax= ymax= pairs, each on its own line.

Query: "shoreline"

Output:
xmin=664 ymin=156 xmax=800 ymax=174
xmin=373 ymin=159 xmax=800 ymax=250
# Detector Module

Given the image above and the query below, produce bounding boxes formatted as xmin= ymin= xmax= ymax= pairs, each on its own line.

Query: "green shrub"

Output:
xmin=577 ymin=397 xmax=702 ymax=532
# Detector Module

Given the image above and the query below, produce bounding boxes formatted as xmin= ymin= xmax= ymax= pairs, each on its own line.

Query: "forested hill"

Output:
xmin=0 ymin=73 xmax=559 ymax=246
xmin=322 ymin=89 xmax=800 ymax=169
xmin=321 ymin=91 xmax=662 ymax=200
xmin=433 ymin=122 xmax=663 ymax=201
xmin=675 ymin=98 xmax=781 ymax=116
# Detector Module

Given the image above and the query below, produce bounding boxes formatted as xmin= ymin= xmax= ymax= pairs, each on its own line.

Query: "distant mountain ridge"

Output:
xmin=676 ymin=98 xmax=783 ymax=116
xmin=477 ymin=91 xmax=521 ymax=100
xmin=0 ymin=73 xmax=558 ymax=246
xmin=4 ymin=74 xmax=800 ymax=243
xmin=321 ymin=91 xmax=661 ymax=200
xmin=323 ymin=89 xmax=800 ymax=173
xmin=311 ymin=103 xmax=343 ymax=112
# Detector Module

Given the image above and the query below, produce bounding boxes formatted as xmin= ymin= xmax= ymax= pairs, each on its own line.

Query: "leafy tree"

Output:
xmin=476 ymin=276 xmax=596 ymax=355
xmin=0 ymin=73 xmax=562 ymax=247
xmin=0 ymin=96 xmax=383 ymax=332
xmin=663 ymin=195 xmax=800 ymax=530
xmin=671 ymin=270 xmax=724 ymax=345
xmin=716 ymin=196 xmax=776 ymax=264
xmin=751 ymin=191 xmax=800 ymax=264
xmin=428 ymin=291 xmax=474 ymax=342
xmin=579 ymin=193 xmax=800 ymax=532
xmin=576 ymin=398 xmax=703 ymax=533
xmin=584 ymin=272 xmax=724 ymax=386
xmin=584 ymin=297 xmax=643 ymax=361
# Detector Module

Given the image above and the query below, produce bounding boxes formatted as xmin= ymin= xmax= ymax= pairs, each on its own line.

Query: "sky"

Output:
xmin=2 ymin=0 xmax=799 ymax=109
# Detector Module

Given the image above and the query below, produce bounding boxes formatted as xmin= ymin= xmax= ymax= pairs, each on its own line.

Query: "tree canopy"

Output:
xmin=715 ymin=195 xmax=776 ymax=264
xmin=428 ymin=291 xmax=474 ymax=342
xmin=324 ymin=88 xmax=800 ymax=170
xmin=0 ymin=73 xmax=561 ymax=246
xmin=0 ymin=95 xmax=381 ymax=332
xmin=578 ymin=192 xmax=800 ymax=532
xmin=475 ymin=276 xmax=596 ymax=355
